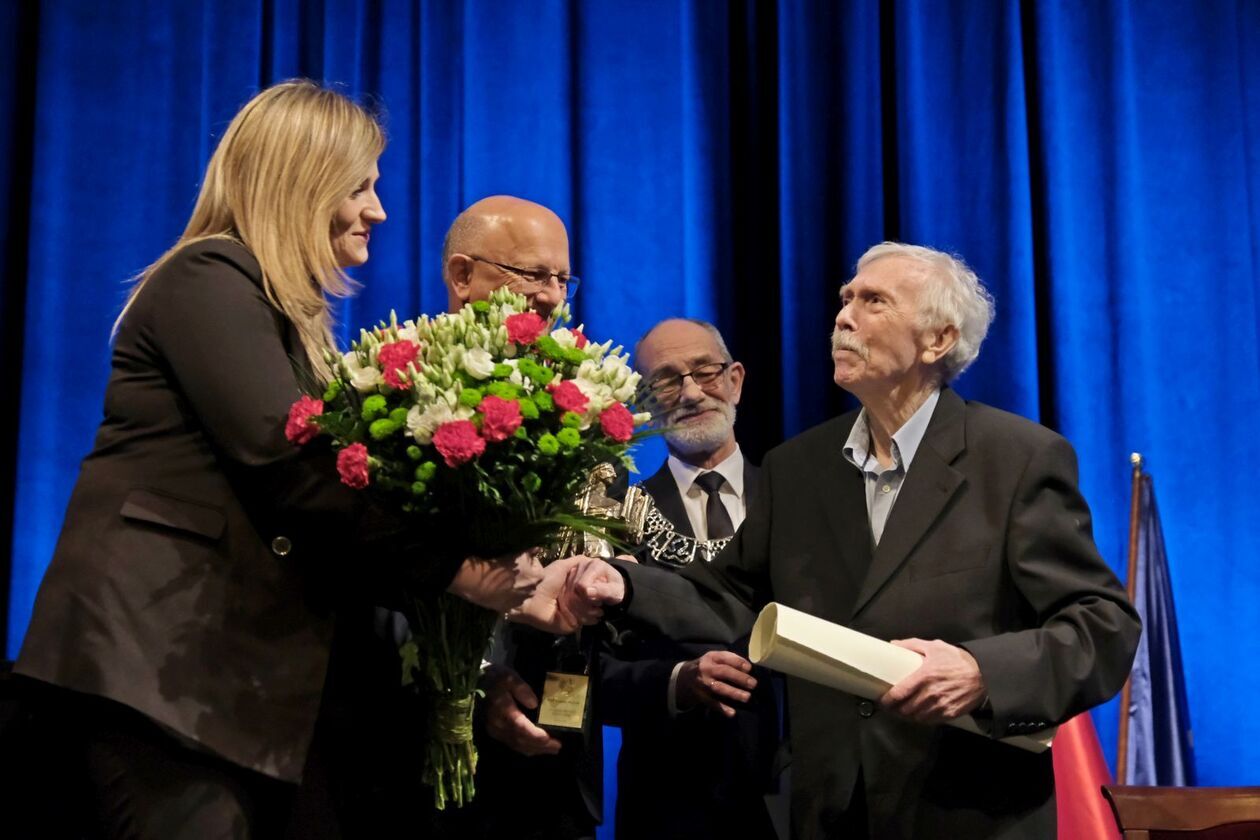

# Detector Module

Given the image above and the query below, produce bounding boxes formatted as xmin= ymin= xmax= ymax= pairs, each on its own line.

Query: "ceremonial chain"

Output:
xmin=641 ymin=503 xmax=732 ymax=568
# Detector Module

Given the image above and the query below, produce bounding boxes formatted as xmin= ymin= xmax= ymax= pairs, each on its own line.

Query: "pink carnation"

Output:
xmin=377 ymin=340 xmax=421 ymax=389
xmin=506 ymin=312 xmax=547 ymax=345
xmin=285 ymin=395 xmax=324 ymax=445
xmin=572 ymin=329 xmax=589 ymax=349
xmin=433 ymin=420 xmax=487 ymax=467
xmin=598 ymin=403 xmax=635 ymax=443
xmin=336 ymin=442 xmax=371 ymax=489
xmin=548 ymin=380 xmax=589 ymax=414
xmin=478 ymin=395 xmax=523 ymax=442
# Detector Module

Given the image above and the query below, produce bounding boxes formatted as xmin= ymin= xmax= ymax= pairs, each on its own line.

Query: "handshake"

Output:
xmin=508 ymin=553 xmax=631 ymax=633
xmin=445 ymin=551 xmax=632 ymax=631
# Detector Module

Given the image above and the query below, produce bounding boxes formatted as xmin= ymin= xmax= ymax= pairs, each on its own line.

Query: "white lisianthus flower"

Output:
xmin=612 ymin=381 xmax=639 ymax=403
xmin=633 ymin=411 xmax=653 ymax=425
xmin=462 ymin=347 xmax=495 ymax=379
xmin=574 ymin=376 xmax=615 ymax=417
xmin=412 ymin=376 xmax=439 ymax=405
xmin=599 ymin=353 xmax=631 ymax=378
xmin=407 ymin=397 xmax=473 ymax=445
xmin=550 ymin=327 xmax=579 ymax=349
xmin=575 ymin=359 xmax=600 ymax=382
xmin=497 ymin=358 xmax=527 ymax=389
xmin=397 ymin=322 xmax=420 ymax=345
xmin=344 ymin=351 xmax=383 ymax=393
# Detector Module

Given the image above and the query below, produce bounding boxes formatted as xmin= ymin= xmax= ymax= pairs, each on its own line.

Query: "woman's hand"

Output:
xmin=446 ymin=550 xmax=544 ymax=613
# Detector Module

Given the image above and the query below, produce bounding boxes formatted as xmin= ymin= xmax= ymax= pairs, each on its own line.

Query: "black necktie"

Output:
xmin=694 ymin=471 xmax=735 ymax=540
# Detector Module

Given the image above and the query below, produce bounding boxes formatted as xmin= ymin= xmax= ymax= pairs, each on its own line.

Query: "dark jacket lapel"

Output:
xmin=851 ymin=388 xmax=967 ymax=618
xmin=640 ymin=461 xmax=694 ymax=537
xmin=810 ymin=414 xmax=876 ymax=611
xmin=742 ymin=459 xmax=761 ymax=516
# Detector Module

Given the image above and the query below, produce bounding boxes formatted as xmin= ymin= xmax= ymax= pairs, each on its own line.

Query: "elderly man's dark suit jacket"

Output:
xmin=615 ymin=389 xmax=1141 ymax=839
xmin=600 ymin=459 xmax=780 ymax=839
xmin=16 ymin=238 xmax=458 ymax=790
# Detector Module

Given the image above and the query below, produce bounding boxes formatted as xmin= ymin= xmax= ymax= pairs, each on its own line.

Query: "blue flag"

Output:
xmin=1124 ymin=474 xmax=1196 ymax=785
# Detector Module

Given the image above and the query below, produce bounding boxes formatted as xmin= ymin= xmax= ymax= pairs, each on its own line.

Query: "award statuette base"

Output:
xmin=535 ymin=671 xmax=591 ymax=732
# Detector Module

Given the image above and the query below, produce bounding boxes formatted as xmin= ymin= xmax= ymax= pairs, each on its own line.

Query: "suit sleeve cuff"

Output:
xmin=666 ymin=660 xmax=686 ymax=717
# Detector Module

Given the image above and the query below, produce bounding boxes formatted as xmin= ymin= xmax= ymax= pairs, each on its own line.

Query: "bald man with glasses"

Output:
xmin=435 ymin=195 xmax=602 ymax=840
xmin=441 ymin=195 xmax=579 ymax=318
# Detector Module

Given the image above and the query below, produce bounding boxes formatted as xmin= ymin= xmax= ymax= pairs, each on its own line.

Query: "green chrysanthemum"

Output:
xmin=361 ymin=394 xmax=388 ymax=421
xmin=369 ymin=418 xmax=400 ymax=440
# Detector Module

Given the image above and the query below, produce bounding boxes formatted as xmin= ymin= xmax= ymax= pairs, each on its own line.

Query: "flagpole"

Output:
xmin=1115 ymin=452 xmax=1144 ymax=784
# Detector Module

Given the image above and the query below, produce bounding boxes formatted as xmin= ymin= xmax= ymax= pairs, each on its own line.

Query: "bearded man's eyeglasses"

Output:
xmin=646 ymin=362 xmax=731 ymax=401
xmin=469 ymin=256 xmax=581 ymax=299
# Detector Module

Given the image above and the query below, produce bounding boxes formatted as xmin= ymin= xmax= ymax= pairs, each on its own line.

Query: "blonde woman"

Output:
xmin=14 ymin=80 xmax=548 ymax=837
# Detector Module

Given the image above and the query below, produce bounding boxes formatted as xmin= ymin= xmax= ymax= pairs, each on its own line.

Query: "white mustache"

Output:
xmin=831 ymin=328 xmax=870 ymax=361
xmin=671 ymin=397 xmax=723 ymax=422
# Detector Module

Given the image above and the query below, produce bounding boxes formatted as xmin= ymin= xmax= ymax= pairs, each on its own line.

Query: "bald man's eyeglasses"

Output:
xmin=469 ymin=256 xmax=581 ymax=299
xmin=645 ymin=362 xmax=731 ymax=401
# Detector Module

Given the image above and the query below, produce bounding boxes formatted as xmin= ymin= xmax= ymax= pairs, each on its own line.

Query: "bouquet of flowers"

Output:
xmin=285 ymin=288 xmax=648 ymax=808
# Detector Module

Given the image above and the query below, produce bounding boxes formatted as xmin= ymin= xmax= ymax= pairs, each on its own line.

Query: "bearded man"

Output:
xmin=597 ymin=318 xmax=784 ymax=838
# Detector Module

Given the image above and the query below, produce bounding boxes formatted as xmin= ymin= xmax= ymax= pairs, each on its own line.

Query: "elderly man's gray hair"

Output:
xmin=856 ymin=242 xmax=995 ymax=382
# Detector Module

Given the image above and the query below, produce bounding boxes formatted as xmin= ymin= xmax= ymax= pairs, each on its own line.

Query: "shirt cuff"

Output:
xmin=667 ymin=660 xmax=687 ymax=718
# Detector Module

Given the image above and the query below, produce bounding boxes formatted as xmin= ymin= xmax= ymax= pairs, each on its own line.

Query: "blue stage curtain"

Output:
xmin=2 ymin=0 xmax=1258 ymax=797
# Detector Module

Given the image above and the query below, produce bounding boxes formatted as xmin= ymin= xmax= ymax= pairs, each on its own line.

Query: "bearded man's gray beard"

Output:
xmin=664 ymin=398 xmax=737 ymax=455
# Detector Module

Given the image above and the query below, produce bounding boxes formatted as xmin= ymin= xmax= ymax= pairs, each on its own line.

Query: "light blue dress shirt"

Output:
xmin=841 ymin=390 xmax=941 ymax=545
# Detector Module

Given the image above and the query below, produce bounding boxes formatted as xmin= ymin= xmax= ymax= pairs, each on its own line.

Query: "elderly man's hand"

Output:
xmin=879 ymin=638 xmax=987 ymax=724
xmin=481 ymin=664 xmax=562 ymax=757
xmin=508 ymin=555 xmax=626 ymax=633
xmin=676 ymin=651 xmax=758 ymax=718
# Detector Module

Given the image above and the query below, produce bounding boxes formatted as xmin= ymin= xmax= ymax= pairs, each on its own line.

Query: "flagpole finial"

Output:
xmin=1130 ymin=452 xmax=1143 ymax=469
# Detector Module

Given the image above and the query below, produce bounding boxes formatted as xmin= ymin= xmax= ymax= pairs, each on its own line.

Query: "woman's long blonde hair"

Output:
xmin=119 ymin=79 xmax=386 ymax=380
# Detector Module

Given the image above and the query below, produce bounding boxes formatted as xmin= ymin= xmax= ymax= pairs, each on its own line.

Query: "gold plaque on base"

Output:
xmin=536 ymin=671 xmax=590 ymax=732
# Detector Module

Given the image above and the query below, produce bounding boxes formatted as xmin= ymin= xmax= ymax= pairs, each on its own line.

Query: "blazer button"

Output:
xmin=857 ymin=700 xmax=875 ymax=718
xmin=271 ymin=536 xmax=292 ymax=557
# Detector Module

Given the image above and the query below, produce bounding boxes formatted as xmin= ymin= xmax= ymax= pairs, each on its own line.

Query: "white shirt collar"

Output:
xmin=668 ymin=445 xmax=745 ymax=499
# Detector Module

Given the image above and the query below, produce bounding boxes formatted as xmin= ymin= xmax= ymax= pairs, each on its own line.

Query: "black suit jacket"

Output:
xmin=598 ymin=458 xmax=780 ymax=839
xmin=16 ymin=238 xmax=458 ymax=785
xmin=615 ymin=389 xmax=1141 ymax=839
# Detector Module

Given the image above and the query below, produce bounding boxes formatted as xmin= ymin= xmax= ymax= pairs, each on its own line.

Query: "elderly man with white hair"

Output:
xmin=528 ymin=242 xmax=1141 ymax=839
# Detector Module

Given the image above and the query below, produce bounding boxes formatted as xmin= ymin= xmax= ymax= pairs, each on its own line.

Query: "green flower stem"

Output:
xmin=407 ymin=593 xmax=499 ymax=810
